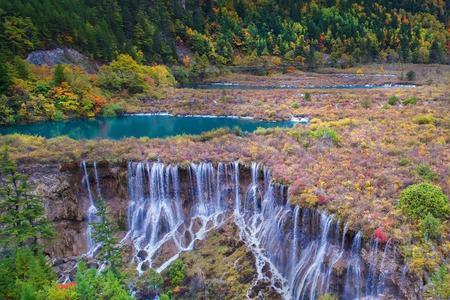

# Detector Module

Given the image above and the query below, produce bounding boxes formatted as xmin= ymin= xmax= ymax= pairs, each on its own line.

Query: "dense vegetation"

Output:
xmin=0 ymin=147 xmax=188 ymax=299
xmin=0 ymin=0 xmax=448 ymax=66
xmin=0 ymin=55 xmax=176 ymax=124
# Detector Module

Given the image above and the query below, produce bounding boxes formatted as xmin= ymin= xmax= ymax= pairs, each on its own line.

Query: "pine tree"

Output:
xmin=92 ymin=197 xmax=122 ymax=273
xmin=0 ymin=146 xmax=54 ymax=250
xmin=0 ymin=59 xmax=11 ymax=95
xmin=429 ymin=40 xmax=443 ymax=63
xmin=53 ymin=64 xmax=65 ymax=86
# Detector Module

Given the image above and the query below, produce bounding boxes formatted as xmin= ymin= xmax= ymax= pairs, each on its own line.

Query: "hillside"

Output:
xmin=0 ymin=0 xmax=449 ymax=65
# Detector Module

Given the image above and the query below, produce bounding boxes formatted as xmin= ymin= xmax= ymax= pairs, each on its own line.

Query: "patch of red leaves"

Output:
xmin=57 ymin=282 xmax=76 ymax=289
xmin=373 ymin=227 xmax=389 ymax=244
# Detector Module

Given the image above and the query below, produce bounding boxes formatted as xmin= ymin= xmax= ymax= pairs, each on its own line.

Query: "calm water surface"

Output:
xmin=0 ymin=114 xmax=294 ymax=140
xmin=183 ymin=82 xmax=416 ymax=90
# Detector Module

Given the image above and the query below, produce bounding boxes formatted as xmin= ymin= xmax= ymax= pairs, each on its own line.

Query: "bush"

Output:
xmin=304 ymin=92 xmax=311 ymax=101
xmin=419 ymin=213 xmax=441 ymax=240
xmin=399 ymin=183 xmax=449 ymax=220
xmin=387 ymin=95 xmax=399 ymax=106
xmin=167 ymin=259 xmax=186 ymax=287
xmin=146 ymin=65 xmax=176 ymax=86
xmin=308 ymin=127 xmax=340 ymax=145
xmin=416 ymin=164 xmax=437 ymax=181
xmin=406 ymin=70 xmax=416 ymax=81
xmin=361 ymin=98 xmax=371 ymax=109
xmin=102 ymin=103 xmax=124 ymax=117
xmin=171 ymin=66 xmax=190 ymax=85
xmin=402 ymin=97 xmax=418 ymax=105
xmin=413 ymin=114 xmax=435 ymax=125
xmin=430 ymin=265 xmax=450 ymax=299
xmin=399 ymin=158 xmax=410 ymax=166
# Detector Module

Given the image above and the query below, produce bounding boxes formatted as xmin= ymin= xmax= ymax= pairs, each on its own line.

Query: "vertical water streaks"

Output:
xmin=86 ymin=161 xmax=401 ymax=299
xmin=81 ymin=161 xmax=100 ymax=257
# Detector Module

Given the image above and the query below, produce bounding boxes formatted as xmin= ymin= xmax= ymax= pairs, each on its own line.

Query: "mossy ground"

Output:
xmin=173 ymin=221 xmax=256 ymax=299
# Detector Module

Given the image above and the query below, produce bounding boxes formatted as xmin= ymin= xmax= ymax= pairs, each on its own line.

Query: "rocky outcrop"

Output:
xmin=26 ymin=48 xmax=99 ymax=73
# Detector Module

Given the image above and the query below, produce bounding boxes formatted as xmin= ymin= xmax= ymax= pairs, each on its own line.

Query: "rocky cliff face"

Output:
xmin=21 ymin=161 xmax=418 ymax=299
xmin=26 ymin=48 xmax=99 ymax=73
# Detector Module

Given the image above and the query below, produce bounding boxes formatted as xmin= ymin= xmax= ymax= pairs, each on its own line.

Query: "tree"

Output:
xmin=167 ymin=259 xmax=186 ymax=287
xmin=0 ymin=248 xmax=56 ymax=299
xmin=53 ymin=64 xmax=65 ymax=86
xmin=0 ymin=58 xmax=11 ymax=95
xmin=75 ymin=261 xmax=133 ymax=300
xmin=92 ymin=197 xmax=122 ymax=273
xmin=0 ymin=146 xmax=54 ymax=250
xmin=429 ymin=41 xmax=444 ymax=63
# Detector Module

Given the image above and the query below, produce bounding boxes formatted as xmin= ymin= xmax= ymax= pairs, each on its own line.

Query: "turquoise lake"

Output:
xmin=0 ymin=114 xmax=295 ymax=140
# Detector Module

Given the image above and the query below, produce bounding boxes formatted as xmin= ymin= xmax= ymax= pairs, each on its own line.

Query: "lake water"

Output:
xmin=0 ymin=114 xmax=294 ymax=140
xmin=183 ymin=82 xmax=416 ymax=90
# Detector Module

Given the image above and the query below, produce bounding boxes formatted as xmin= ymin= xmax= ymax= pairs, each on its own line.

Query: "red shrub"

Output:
xmin=373 ymin=227 xmax=389 ymax=243
xmin=57 ymin=282 xmax=76 ymax=289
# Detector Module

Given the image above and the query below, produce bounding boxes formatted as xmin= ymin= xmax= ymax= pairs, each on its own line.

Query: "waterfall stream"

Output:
xmin=81 ymin=161 xmax=403 ymax=299
xmin=81 ymin=161 xmax=101 ymax=257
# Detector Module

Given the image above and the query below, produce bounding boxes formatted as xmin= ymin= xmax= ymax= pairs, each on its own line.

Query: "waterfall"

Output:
xmin=85 ymin=160 xmax=402 ymax=299
xmin=81 ymin=161 xmax=100 ymax=257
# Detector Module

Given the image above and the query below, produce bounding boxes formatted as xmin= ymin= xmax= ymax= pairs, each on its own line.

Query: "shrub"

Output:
xmin=402 ymin=97 xmax=418 ymax=105
xmin=319 ymin=293 xmax=338 ymax=300
xmin=419 ymin=213 xmax=441 ymax=240
xmin=387 ymin=95 xmax=399 ymax=106
xmin=406 ymin=70 xmax=416 ymax=81
xmin=171 ymin=66 xmax=190 ymax=85
xmin=416 ymin=164 xmax=437 ymax=181
xmin=361 ymin=98 xmax=371 ymax=109
xmin=167 ymin=259 xmax=186 ymax=287
xmin=430 ymin=265 xmax=450 ymax=299
xmin=102 ymin=103 xmax=124 ymax=117
xmin=413 ymin=114 xmax=435 ymax=125
xmin=291 ymin=102 xmax=300 ymax=109
xmin=399 ymin=158 xmax=410 ymax=166
xmin=308 ymin=127 xmax=340 ymax=145
xmin=399 ymin=183 xmax=449 ymax=220
xmin=373 ymin=227 xmax=389 ymax=243
xmin=304 ymin=92 xmax=311 ymax=101
xmin=146 ymin=65 xmax=176 ymax=86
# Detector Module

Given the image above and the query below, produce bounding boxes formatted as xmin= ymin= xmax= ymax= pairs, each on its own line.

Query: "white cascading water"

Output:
xmin=81 ymin=161 xmax=101 ymax=257
xmin=82 ymin=161 xmax=403 ymax=299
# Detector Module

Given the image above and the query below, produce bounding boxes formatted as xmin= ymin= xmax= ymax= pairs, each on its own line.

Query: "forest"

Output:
xmin=0 ymin=0 xmax=448 ymax=65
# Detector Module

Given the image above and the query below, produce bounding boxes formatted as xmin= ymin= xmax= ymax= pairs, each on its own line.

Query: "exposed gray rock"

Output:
xmin=26 ymin=48 xmax=99 ymax=73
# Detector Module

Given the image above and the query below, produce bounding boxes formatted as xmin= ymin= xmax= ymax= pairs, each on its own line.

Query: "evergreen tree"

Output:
xmin=92 ymin=197 xmax=122 ymax=273
xmin=53 ymin=64 xmax=65 ymax=86
xmin=0 ymin=58 xmax=11 ymax=95
xmin=0 ymin=146 xmax=54 ymax=250
xmin=429 ymin=40 xmax=444 ymax=63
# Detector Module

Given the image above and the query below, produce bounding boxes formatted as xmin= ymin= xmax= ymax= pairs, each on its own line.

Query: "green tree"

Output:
xmin=0 ymin=58 xmax=11 ymax=95
xmin=429 ymin=41 xmax=444 ymax=63
xmin=419 ymin=213 xmax=441 ymax=240
xmin=92 ymin=197 xmax=122 ymax=273
xmin=53 ymin=64 xmax=65 ymax=86
xmin=0 ymin=146 xmax=54 ymax=250
xmin=167 ymin=259 xmax=186 ymax=287
xmin=1 ymin=16 xmax=38 ymax=56
xmin=75 ymin=261 xmax=133 ymax=300
xmin=0 ymin=248 xmax=56 ymax=300
xmin=13 ymin=56 xmax=31 ymax=80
